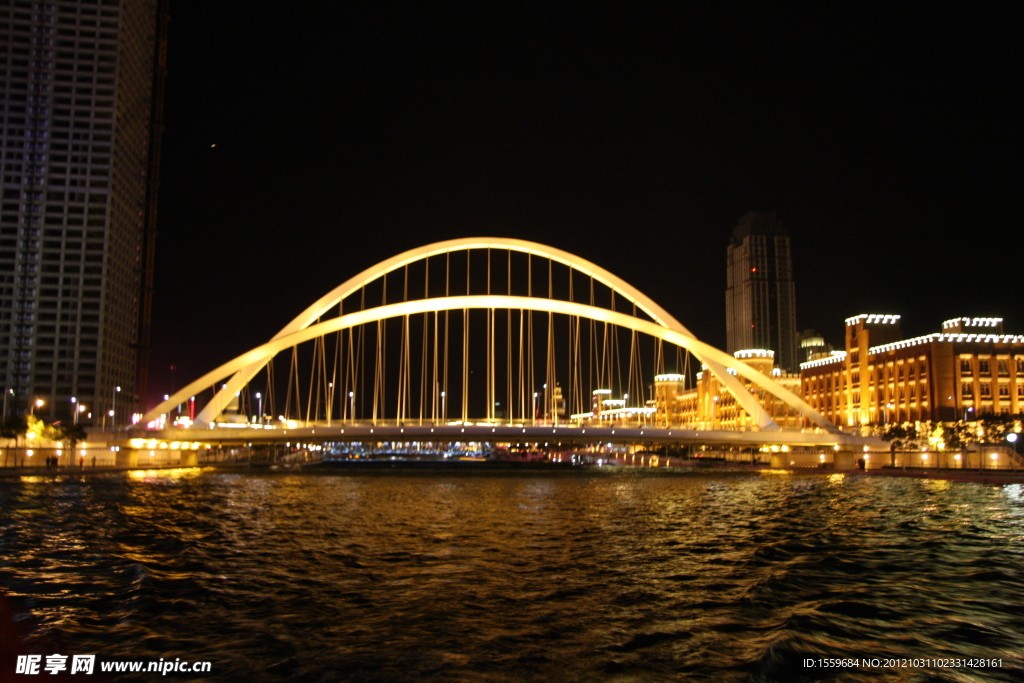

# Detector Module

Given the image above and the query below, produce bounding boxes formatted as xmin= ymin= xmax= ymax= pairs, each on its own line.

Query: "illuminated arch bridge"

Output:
xmin=139 ymin=238 xmax=864 ymax=450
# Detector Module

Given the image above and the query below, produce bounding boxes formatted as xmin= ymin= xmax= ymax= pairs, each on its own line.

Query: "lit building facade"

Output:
xmin=654 ymin=349 xmax=803 ymax=429
xmin=801 ymin=315 xmax=1024 ymax=427
xmin=0 ymin=0 xmax=166 ymax=425
xmin=726 ymin=211 xmax=798 ymax=372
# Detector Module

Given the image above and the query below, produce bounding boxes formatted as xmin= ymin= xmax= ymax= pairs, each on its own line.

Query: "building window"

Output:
xmin=980 ymin=382 xmax=991 ymax=398
xmin=998 ymin=360 xmax=1009 ymax=376
xmin=962 ymin=383 xmax=973 ymax=398
xmin=999 ymin=384 xmax=1010 ymax=397
xmin=979 ymin=359 xmax=990 ymax=374
xmin=1017 ymin=358 xmax=1024 ymax=374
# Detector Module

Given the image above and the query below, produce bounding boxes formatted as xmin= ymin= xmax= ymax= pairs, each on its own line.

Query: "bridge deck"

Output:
xmin=106 ymin=424 xmax=878 ymax=449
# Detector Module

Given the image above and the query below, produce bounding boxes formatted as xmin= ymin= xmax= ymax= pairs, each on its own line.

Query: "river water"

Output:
xmin=1 ymin=467 xmax=1023 ymax=682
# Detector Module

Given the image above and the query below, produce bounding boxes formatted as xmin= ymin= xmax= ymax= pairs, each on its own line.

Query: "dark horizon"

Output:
xmin=145 ymin=6 xmax=1022 ymax=406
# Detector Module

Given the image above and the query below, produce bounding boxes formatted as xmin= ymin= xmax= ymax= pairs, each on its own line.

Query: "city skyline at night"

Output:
xmin=118 ymin=5 xmax=1020 ymax=409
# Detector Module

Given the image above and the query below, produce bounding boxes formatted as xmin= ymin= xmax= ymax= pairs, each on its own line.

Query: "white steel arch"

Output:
xmin=178 ymin=238 xmax=772 ymax=428
xmin=203 ymin=238 xmax=708 ymax=427
xmin=143 ymin=294 xmax=838 ymax=432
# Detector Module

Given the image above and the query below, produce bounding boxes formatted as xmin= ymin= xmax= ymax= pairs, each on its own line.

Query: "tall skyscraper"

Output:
xmin=725 ymin=211 xmax=798 ymax=372
xmin=1 ymin=0 xmax=167 ymax=426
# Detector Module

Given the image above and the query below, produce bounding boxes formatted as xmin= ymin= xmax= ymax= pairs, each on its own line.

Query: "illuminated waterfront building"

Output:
xmin=725 ymin=211 xmax=798 ymax=372
xmin=0 ymin=0 xmax=167 ymax=423
xmin=800 ymin=315 xmax=1024 ymax=427
xmin=653 ymin=349 xmax=803 ymax=429
xmin=569 ymin=388 xmax=657 ymax=425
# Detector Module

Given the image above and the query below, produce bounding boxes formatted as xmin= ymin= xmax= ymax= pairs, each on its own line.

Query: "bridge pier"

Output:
xmin=834 ymin=449 xmax=857 ymax=471
xmin=115 ymin=449 xmax=138 ymax=468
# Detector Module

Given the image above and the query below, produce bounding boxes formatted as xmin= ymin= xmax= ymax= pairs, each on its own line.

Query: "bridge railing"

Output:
xmin=159 ymin=417 xmax=836 ymax=434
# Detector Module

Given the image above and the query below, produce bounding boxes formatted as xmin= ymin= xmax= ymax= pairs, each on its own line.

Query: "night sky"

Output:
xmin=146 ymin=6 xmax=1021 ymax=407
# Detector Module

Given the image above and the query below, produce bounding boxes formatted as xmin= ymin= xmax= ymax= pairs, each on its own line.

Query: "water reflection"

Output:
xmin=125 ymin=467 xmax=206 ymax=482
xmin=0 ymin=471 xmax=1022 ymax=681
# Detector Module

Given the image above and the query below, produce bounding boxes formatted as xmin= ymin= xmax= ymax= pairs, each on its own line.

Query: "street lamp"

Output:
xmin=349 ymin=391 xmax=355 ymax=424
xmin=3 ymin=388 xmax=13 ymax=419
xmin=883 ymin=402 xmax=894 ymax=423
xmin=255 ymin=392 xmax=263 ymax=425
xmin=711 ymin=395 xmax=719 ymax=429
xmin=964 ymin=406 xmax=974 ymax=422
xmin=71 ymin=396 xmax=77 ymax=425
xmin=111 ymin=385 xmax=121 ymax=428
xmin=532 ymin=392 xmax=538 ymax=426
xmin=31 ymin=398 xmax=44 ymax=416
xmin=25 ymin=429 xmax=37 ymax=468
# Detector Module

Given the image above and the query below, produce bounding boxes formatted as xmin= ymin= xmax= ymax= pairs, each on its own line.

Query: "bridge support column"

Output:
xmin=180 ymin=451 xmax=198 ymax=467
xmin=116 ymin=449 xmax=138 ymax=468
xmin=834 ymin=450 xmax=856 ymax=471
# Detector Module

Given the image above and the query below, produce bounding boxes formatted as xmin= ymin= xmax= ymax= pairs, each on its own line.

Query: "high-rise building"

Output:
xmin=725 ymin=211 xmax=798 ymax=372
xmin=1 ymin=0 xmax=167 ymax=426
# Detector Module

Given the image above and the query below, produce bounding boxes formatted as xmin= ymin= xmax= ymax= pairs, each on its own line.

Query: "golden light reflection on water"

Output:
xmin=126 ymin=467 xmax=206 ymax=481
xmin=758 ymin=469 xmax=792 ymax=476
xmin=827 ymin=473 xmax=846 ymax=485
xmin=923 ymin=478 xmax=951 ymax=492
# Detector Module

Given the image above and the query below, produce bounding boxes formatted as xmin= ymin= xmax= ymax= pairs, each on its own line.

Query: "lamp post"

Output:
xmin=349 ymin=391 xmax=355 ymax=424
xmin=883 ymin=402 xmax=894 ymax=424
xmin=31 ymin=398 xmax=44 ymax=416
xmin=71 ymin=396 xmax=77 ymax=425
xmin=255 ymin=392 xmax=263 ymax=425
xmin=3 ymin=388 xmax=12 ymax=420
xmin=711 ymin=395 xmax=719 ymax=430
xmin=111 ymin=385 xmax=121 ymax=429
xmin=25 ymin=428 xmax=36 ymax=468
xmin=964 ymin=406 xmax=974 ymax=422
xmin=532 ymin=392 xmax=538 ymax=426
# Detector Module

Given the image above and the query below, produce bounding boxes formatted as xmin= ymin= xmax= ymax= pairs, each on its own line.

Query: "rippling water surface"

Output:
xmin=2 ymin=468 xmax=1024 ymax=682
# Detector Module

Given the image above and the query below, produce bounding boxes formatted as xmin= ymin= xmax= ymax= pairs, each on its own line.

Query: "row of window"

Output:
xmin=962 ymin=383 xmax=1024 ymax=398
xmin=0 ymin=311 xmax=98 ymax=323
xmin=960 ymin=358 xmax=1024 ymax=375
